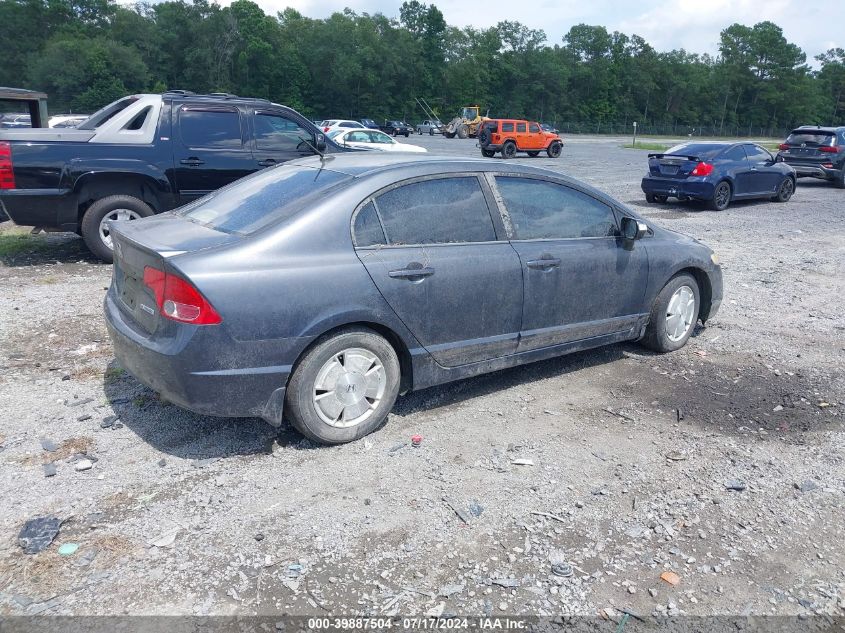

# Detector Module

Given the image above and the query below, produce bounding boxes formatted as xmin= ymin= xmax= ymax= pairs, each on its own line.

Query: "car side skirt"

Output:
xmin=409 ymin=316 xmax=648 ymax=391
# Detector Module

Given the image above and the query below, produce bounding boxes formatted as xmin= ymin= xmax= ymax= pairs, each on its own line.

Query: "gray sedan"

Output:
xmin=105 ymin=154 xmax=723 ymax=444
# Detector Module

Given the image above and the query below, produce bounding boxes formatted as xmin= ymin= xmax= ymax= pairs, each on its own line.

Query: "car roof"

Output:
xmin=792 ymin=126 xmax=844 ymax=133
xmin=287 ymin=154 xmax=619 ymax=203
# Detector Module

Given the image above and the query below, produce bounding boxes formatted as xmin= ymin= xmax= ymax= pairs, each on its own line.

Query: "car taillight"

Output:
xmin=143 ymin=266 xmax=222 ymax=325
xmin=0 ymin=142 xmax=15 ymax=189
xmin=818 ymin=146 xmax=839 ymax=153
xmin=778 ymin=143 xmax=789 ymax=150
xmin=323 ymin=126 xmax=330 ymax=132
xmin=690 ymin=162 xmax=714 ymax=176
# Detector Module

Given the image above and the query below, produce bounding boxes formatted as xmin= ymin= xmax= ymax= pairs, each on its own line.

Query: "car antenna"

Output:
xmin=298 ymin=135 xmax=326 ymax=162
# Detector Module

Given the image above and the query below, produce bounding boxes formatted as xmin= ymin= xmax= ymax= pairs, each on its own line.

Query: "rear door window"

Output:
xmin=375 ymin=177 xmax=496 ymax=245
xmin=501 ymin=122 xmax=514 ymax=133
xmin=496 ymin=177 xmax=617 ymax=240
xmin=180 ymin=108 xmax=243 ymax=149
xmin=352 ymin=201 xmax=386 ymax=247
xmin=517 ymin=122 xmax=527 ymax=133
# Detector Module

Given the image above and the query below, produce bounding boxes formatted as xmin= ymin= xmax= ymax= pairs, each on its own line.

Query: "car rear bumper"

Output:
xmin=0 ymin=188 xmax=78 ymax=230
xmin=104 ymin=290 xmax=297 ymax=426
xmin=641 ymin=177 xmax=715 ymax=201
xmin=784 ymin=162 xmax=843 ymax=180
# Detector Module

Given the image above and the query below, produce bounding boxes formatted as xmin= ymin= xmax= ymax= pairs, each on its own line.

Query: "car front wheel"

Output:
xmin=641 ymin=274 xmax=700 ymax=353
xmin=547 ymin=142 xmax=562 ymax=158
xmin=501 ymin=141 xmax=516 ymax=159
xmin=774 ymin=177 xmax=794 ymax=202
xmin=285 ymin=327 xmax=401 ymax=444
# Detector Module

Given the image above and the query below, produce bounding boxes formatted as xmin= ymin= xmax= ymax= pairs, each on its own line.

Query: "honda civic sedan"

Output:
xmin=105 ymin=154 xmax=723 ymax=444
xmin=641 ymin=142 xmax=796 ymax=210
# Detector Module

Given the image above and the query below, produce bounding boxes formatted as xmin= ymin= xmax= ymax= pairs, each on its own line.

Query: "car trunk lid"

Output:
xmin=110 ymin=214 xmax=239 ymax=334
xmin=647 ymin=153 xmax=702 ymax=179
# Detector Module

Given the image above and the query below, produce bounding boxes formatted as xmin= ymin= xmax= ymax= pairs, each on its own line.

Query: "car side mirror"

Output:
xmin=621 ymin=216 xmax=648 ymax=240
xmin=315 ymin=133 xmax=327 ymax=152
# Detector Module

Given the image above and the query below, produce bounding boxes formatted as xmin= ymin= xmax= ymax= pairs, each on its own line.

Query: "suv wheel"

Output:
xmin=285 ymin=327 xmax=400 ymax=444
xmin=547 ymin=142 xmax=562 ymax=158
xmin=81 ymin=195 xmax=155 ymax=263
xmin=501 ymin=141 xmax=517 ymax=159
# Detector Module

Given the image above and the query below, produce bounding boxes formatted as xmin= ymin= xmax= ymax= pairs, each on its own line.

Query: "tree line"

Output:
xmin=2 ymin=0 xmax=844 ymax=136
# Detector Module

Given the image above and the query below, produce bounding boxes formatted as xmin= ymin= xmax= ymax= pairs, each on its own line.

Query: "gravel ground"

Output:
xmin=0 ymin=135 xmax=843 ymax=620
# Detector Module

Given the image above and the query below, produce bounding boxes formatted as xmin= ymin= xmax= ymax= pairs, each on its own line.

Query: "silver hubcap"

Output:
xmin=313 ymin=348 xmax=386 ymax=428
xmin=665 ymin=285 xmax=696 ymax=342
xmin=99 ymin=209 xmax=143 ymax=250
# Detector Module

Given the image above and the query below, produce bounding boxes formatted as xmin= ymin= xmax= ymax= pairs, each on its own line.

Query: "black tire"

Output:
xmin=478 ymin=129 xmax=491 ymax=147
xmin=501 ymin=141 xmax=517 ymax=159
xmin=527 ymin=151 xmax=540 ymax=157
xmin=546 ymin=142 xmax=562 ymax=158
xmin=654 ymin=195 xmax=668 ymax=203
xmin=774 ymin=177 xmax=794 ymax=202
xmin=457 ymin=124 xmax=469 ymax=139
xmin=429 ymin=128 xmax=434 ymax=136
xmin=834 ymin=169 xmax=845 ymax=189
xmin=645 ymin=193 xmax=656 ymax=203
xmin=285 ymin=327 xmax=401 ymax=445
xmin=641 ymin=274 xmax=700 ymax=353
xmin=444 ymin=132 xmax=455 ymax=139
xmin=81 ymin=194 xmax=155 ymax=263
xmin=707 ymin=180 xmax=731 ymax=211
xmin=481 ymin=149 xmax=496 ymax=158
xmin=404 ymin=132 xmax=409 ymax=137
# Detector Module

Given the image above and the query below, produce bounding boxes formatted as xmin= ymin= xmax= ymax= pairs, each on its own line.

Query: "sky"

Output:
xmin=219 ymin=0 xmax=843 ymax=64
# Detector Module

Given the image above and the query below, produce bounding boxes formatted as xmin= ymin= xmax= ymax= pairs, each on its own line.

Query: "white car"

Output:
xmin=327 ymin=128 xmax=427 ymax=153
xmin=320 ymin=119 xmax=364 ymax=133
xmin=49 ymin=114 xmax=90 ymax=128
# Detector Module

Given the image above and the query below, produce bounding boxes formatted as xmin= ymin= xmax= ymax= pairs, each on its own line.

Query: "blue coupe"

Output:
xmin=641 ymin=142 xmax=796 ymax=210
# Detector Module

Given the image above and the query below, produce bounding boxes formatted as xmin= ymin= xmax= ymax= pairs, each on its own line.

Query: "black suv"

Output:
xmin=379 ymin=120 xmax=413 ymax=137
xmin=777 ymin=126 xmax=845 ymax=188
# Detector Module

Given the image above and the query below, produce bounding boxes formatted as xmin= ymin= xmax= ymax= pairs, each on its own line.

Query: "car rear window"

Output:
xmin=664 ymin=143 xmax=725 ymax=159
xmin=177 ymin=165 xmax=350 ymax=235
xmin=785 ymin=131 xmax=835 ymax=146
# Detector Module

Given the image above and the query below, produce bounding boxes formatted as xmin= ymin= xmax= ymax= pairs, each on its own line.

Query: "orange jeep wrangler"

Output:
xmin=478 ymin=119 xmax=563 ymax=159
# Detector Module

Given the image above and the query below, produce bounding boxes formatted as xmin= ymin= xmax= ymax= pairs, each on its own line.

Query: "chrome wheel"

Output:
xmin=714 ymin=182 xmax=730 ymax=209
xmin=99 ymin=208 xmax=143 ymax=250
xmin=778 ymin=178 xmax=794 ymax=200
xmin=312 ymin=348 xmax=386 ymax=428
xmin=665 ymin=285 xmax=696 ymax=342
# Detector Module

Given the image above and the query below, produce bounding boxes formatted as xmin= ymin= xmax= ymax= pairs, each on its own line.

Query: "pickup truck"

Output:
xmin=0 ymin=91 xmax=338 ymax=262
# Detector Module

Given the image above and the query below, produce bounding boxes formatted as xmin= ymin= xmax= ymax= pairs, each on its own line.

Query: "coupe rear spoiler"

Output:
xmin=648 ymin=153 xmax=701 ymax=161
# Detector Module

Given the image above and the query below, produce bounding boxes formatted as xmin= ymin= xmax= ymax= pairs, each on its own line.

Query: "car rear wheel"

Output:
xmin=546 ymin=142 xmax=562 ymax=158
xmin=641 ymin=274 xmax=700 ymax=353
xmin=774 ymin=177 xmax=794 ymax=202
xmin=654 ymin=195 xmax=668 ymax=203
xmin=285 ymin=327 xmax=400 ymax=445
xmin=707 ymin=181 xmax=731 ymax=211
xmin=81 ymin=194 xmax=155 ymax=263
xmin=501 ymin=141 xmax=517 ymax=159
xmin=527 ymin=151 xmax=540 ymax=157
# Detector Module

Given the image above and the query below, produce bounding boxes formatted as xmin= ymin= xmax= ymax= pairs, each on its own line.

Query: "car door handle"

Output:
xmin=180 ymin=158 xmax=205 ymax=166
xmin=257 ymin=159 xmax=277 ymax=167
xmin=527 ymin=258 xmax=561 ymax=270
xmin=388 ymin=267 xmax=435 ymax=280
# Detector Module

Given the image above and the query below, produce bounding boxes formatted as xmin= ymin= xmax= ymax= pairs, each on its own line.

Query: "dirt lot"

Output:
xmin=0 ymin=135 xmax=843 ymax=619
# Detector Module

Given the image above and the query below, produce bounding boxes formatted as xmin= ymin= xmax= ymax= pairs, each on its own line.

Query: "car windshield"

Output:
xmin=786 ymin=131 xmax=835 ymax=146
xmin=664 ymin=143 xmax=725 ymax=159
xmin=326 ymin=129 xmax=344 ymax=139
xmin=177 ymin=164 xmax=350 ymax=235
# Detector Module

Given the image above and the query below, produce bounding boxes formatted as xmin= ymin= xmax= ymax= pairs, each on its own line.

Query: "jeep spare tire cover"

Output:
xmin=479 ymin=129 xmax=491 ymax=147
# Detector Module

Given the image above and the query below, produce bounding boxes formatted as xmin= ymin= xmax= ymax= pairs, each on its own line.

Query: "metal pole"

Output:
xmin=633 ymin=122 xmax=637 ymax=148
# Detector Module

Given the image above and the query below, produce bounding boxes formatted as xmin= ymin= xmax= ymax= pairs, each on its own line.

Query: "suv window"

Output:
xmin=786 ymin=131 xmax=835 ymax=146
xmin=180 ymin=107 xmax=242 ymax=149
xmin=721 ymin=145 xmax=747 ymax=161
xmin=501 ymin=122 xmax=514 ymax=133
xmin=353 ymin=201 xmax=386 ymax=247
xmin=744 ymin=144 xmax=773 ymax=163
xmin=495 ymin=177 xmax=617 ymax=240
xmin=517 ymin=122 xmax=527 ymax=133
xmin=254 ymin=112 xmax=310 ymax=152
xmin=529 ymin=123 xmax=540 ymax=133
xmin=375 ymin=177 xmax=496 ymax=245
